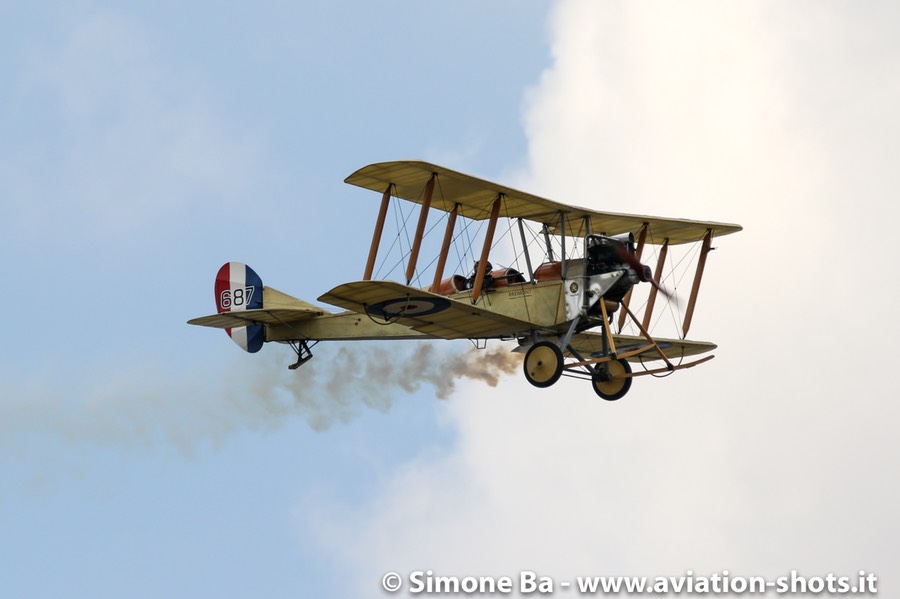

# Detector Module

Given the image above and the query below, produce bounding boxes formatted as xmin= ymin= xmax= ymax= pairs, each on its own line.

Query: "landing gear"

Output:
xmin=288 ymin=339 xmax=316 ymax=370
xmin=591 ymin=358 xmax=632 ymax=401
xmin=523 ymin=341 xmax=564 ymax=388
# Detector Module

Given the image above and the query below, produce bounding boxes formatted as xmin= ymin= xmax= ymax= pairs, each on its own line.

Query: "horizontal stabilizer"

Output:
xmin=188 ymin=307 xmax=322 ymax=329
xmin=189 ymin=283 xmax=326 ymax=330
xmin=261 ymin=286 xmax=324 ymax=312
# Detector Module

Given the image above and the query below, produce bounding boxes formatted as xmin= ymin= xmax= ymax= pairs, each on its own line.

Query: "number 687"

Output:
xmin=220 ymin=287 xmax=254 ymax=309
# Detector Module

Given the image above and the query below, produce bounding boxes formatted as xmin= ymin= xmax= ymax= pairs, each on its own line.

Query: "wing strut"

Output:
xmin=405 ymin=173 xmax=436 ymax=284
xmin=431 ymin=202 xmax=459 ymax=291
xmin=682 ymin=229 xmax=713 ymax=337
xmin=363 ymin=184 xmax=393 ymax=280
xmin=642 ymin=237 xmax=669 ymax=331
xmin=470 ymin=194 xmax=502 ymax=304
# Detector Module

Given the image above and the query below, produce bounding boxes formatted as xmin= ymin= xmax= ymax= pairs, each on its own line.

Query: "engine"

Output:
xmin=585 ymin=233 xmax=649 ymax=301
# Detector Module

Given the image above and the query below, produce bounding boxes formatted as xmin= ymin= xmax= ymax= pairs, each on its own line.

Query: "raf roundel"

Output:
xmin=366 ymin=296 xmax=451 ymax=320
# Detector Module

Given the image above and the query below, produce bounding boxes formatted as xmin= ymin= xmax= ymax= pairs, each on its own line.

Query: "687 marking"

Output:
xmin=220 ymin=286 xmax=255 ymax=310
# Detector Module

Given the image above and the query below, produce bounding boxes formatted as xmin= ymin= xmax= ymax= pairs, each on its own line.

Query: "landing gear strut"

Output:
xmin=288 ymin=339 xmax=316 ymax=370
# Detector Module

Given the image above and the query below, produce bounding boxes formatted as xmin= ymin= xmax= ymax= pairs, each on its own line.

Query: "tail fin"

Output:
xmin=215 ymin=262 xmax=265 ymax=353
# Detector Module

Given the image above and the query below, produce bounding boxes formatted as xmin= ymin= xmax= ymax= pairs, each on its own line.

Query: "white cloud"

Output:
xmin=309 ymin=2 xmax=900 ymax=597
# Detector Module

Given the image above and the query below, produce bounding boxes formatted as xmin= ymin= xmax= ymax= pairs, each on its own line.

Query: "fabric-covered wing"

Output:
xmin=318 ymin=280 xmax=536 ymax=339
xmin=345 ymin=160 xmax=742 ymax=244
xmin=568 ymin=331 xmax=717 ymax=363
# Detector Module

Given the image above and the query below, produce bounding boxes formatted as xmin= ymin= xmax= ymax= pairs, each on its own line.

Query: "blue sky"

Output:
xmin=3 ymin=2 xmax=900 ymax=598
xmin=1 ymin=2 xmax=550 ymax=597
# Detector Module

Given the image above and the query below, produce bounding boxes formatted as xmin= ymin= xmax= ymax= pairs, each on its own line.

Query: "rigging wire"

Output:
xmin=373 ymin=192 xmax=416 ymax=281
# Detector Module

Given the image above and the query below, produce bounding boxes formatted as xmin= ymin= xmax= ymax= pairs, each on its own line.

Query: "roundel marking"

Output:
xmin=367 ymin=296 xmax=451 ymax=319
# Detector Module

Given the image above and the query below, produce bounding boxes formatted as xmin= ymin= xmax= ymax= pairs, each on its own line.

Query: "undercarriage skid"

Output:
xmin=287 ymin=339 xmax=317 ymax=370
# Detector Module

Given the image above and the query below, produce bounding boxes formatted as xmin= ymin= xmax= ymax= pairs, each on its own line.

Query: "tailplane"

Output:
xmin=189 ymin=262 xmax=327 ymax=355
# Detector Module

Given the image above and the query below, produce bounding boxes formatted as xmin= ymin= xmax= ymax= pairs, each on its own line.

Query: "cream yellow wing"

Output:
xmin=318 ymin=280 xmax=536 ymax=339
xmin=568 ymin=331 xmax=717 ymax=363
xmin=346 ymin=160 xmax=742 ymax=244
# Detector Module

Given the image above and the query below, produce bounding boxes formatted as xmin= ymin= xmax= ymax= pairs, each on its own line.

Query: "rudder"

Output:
xmin=214 ymin=262 xmax=265 ymax=353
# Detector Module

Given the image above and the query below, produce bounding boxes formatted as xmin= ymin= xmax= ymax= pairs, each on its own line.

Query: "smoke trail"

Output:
xmin=275 ymin=342 xmax=523 ymax=430
xmin=0 ymin=342 xmax=522 ymax=457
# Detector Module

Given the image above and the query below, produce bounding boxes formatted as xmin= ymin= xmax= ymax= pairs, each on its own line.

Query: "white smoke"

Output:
xmin=271 ymin=341 xmax=523 ymax=431
xmin=0 ymin=342 xmax=521 ymax=457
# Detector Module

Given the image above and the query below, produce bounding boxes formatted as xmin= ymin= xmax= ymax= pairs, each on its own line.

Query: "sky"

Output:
xmin=1 ymin=1 xmax=898 ymax=598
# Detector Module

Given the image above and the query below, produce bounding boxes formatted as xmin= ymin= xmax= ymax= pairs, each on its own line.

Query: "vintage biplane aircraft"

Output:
xmin=189 ymin=161 xmax=741 ymax=400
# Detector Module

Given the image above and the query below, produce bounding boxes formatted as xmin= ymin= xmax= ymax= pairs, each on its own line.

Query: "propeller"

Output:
xmin=616 ymin=245 xmax=673 ymax=300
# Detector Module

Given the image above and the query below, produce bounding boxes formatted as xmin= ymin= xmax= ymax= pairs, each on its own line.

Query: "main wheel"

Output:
xmin=592 ymin=358 xmax=632 ymax=401
xmin=523 ymin=341 xmax=564 ymax=388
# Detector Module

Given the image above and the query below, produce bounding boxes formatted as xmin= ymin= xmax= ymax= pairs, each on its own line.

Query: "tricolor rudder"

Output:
xmin=214 ymin=262 xmax=265 ymax=353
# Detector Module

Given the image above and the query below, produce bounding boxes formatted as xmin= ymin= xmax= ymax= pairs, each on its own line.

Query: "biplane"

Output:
xmin=189 ymin=161 xmax=741 ymax=400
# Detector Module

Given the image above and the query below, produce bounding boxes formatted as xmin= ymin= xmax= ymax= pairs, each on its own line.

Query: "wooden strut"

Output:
xmin=363 ymin=183 xmax=393 ymax=280
xmin=431 ymin=202 xmax=459 ymax=291
xmin=621 ymin=300 xmax=675 ymax=369
xmin=405 ymin=174 xmax=436 ymax=285
xmin=617 ymin=223 xmax=648 ymax=332
xmin=627 ymin=354 xmax=715 ymax=378
xmin=565 ymin=344 xmax=655 ymax=370
xmin=642 ymin=237 xmax=669 ymax=331
xmin=682 ymin=229 xmax=712 ymax=338
xmin=598 ymin=294 xmax=618 ymax=358
xmin=565 ymin=299 xmax=676 ymax=371
xmin=564 ymin=353 xmax=714 ymax=377
xmin=470 ymin=194 xmax=503 ymax=304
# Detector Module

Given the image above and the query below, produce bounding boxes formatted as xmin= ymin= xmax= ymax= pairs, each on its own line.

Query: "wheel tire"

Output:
xmin=592 ymin=358 xmax=632 ymax=401
xmin=523 ymin=341 xmax=564 ymax=388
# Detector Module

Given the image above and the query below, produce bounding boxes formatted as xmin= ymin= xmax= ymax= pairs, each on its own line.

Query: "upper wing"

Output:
xmin=345 ymin=160 xmax=742 ymax=244
xmin=318 ymin=280 xmax=536 ymax=339
xmin=568 ymin=331 xmax=717 ymax=363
